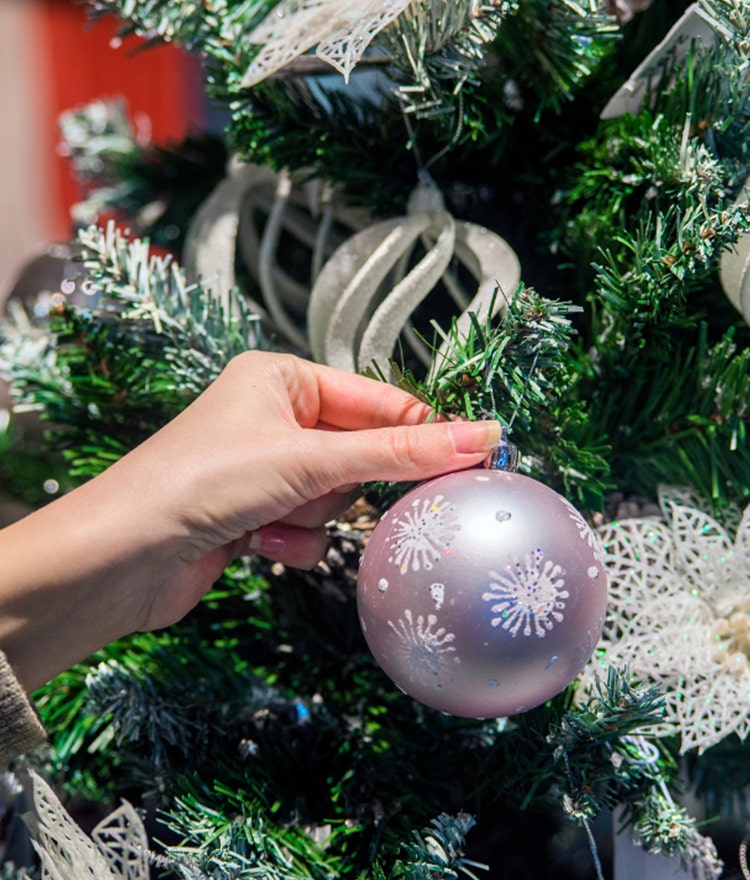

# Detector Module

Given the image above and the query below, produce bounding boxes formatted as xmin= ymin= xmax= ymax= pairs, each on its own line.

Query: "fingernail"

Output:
xmin=247 ymin=527 xmax=286 ymax=557
xmin=447 ymin=420 xmax=502 ymax=454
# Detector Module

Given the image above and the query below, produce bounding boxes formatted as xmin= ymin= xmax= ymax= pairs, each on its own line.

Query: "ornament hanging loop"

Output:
xmin=488 ymin=426 xmax=519 ymax=472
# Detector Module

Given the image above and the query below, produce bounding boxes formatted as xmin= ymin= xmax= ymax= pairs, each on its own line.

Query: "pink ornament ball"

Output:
xmin=356 ymin=468 xmax=608 ymax=718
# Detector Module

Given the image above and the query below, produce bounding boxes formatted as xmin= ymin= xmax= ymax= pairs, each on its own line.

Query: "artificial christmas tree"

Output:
xmin=2 ymin=1 xmax=750 ymax=878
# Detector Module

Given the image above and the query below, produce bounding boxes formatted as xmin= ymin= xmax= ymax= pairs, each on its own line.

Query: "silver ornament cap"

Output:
xmin=357 ymin=444 xmax=608 ymax=718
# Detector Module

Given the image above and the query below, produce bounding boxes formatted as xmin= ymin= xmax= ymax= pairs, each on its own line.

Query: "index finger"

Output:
xmin=305 ymin=360 xmax=440 ymax=431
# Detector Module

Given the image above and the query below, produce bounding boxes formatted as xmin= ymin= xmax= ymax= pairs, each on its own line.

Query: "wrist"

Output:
xmin=0 ymin=461 xmax=170 ymax=691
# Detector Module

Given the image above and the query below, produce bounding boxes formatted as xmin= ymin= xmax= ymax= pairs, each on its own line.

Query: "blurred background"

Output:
xmin=0 ymin=0 xmax=205 ymax=304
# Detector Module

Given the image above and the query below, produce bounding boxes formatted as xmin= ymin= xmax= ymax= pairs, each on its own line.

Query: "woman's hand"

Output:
xmin=0 ymin=351 xmax=500 ymax=690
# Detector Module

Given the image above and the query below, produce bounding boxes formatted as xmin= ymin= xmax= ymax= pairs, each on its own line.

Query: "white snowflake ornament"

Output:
xmin=241 ymin=0 xmax=413 ymax=87
xmin=386 ymin=493 xmax=460 ymax=573
xmin=25 ymin=771 xmax=150 ymax=880
xmin=483 ymin=549 xmax=570 ymax=638
xmin=584 ymin=487 xmax=750 ymax=754
xmin=388 ymin=608 xmax=460 ymax=689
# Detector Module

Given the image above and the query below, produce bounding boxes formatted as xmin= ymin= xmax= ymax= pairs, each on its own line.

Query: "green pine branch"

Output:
xmin=366 ymin=286 xmax=611 ymax=510
xmin=490 ymin=0 xmax=619 ymax=121
xmin=0 ymin=223 xmax=263 ymax=479
xmin=82 ymin=0 xmax=621 ymax=215
xmin=381 ymin=0 xmax=515 ymax=157
xmin=162 ymin=786 xmax=347 ymax=880
xmin=85 ymin=0 xmax=276 ymax=58
xmin=545 ymin=6 xmax=750 ymax=512
xmin=389 ymin=813 xmax=485 ymax=880
xmin=557 ymin=2 xmax=750 ymax=346
xmin=596 ymin=325 xmax=750 ymax=511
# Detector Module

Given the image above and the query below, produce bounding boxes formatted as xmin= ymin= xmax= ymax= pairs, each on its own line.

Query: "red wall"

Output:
xmin=39 ymin=0 xmax=206 ymax=238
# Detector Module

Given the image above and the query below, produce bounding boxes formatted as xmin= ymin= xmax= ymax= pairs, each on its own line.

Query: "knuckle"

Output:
xmin=386 ymin=426 xmax=424 ymax=470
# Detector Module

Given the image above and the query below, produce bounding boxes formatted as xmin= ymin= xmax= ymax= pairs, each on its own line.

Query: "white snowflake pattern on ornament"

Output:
xmin=568 ymin=626 xmax=603 ymax=678
xmin=560 ymin=496 xmax=601 ymax=556
xmin=387 ymin=494 xmax=459 ymax=573
xmin=388 ymin=609 xmax=459 ymax=688
xmin=428 ymin=583 xmax=445 ymax=610
xmin=483 ymin=549 xmax=569 ymax=638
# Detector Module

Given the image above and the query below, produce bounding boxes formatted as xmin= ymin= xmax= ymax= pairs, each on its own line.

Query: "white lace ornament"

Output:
xmin=26 ymin=771 xmax=150 ymax=880
xmin=583 ymin=486 xmax=750 ymax=754
xmin=719 ymin=172 xmax=750 ymax=325
xmin=241 ymin=0 xmax=413 ymax=87
xmin=307 ymin=176 xmax=521 ymax=375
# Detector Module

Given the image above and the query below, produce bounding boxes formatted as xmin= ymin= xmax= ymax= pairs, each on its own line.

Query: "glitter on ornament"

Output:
xmin=387 ymin=494 xmax=460 ymax=573
xmin=429 ymin=583 xmax=445 ymax=610
xmin=388 ymin=609 xmax=459 ymax=688
xmin=483 ymin=550 xmax=569 ymax=638
xmin=581 ymin=486 xmax=750 ymax=754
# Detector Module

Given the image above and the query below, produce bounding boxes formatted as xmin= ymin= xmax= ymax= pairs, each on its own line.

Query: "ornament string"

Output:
xmin=506 ymin=351 xmax=540 ymax=434
xmin=485 ymin=351 xmax=539 ymax=471
xmin=399 ymin=90 xmax=465 ymax=174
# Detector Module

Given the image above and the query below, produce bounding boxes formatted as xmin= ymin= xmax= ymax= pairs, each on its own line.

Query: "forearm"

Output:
xmin=0 ymin=464 xmax=165 ymax=691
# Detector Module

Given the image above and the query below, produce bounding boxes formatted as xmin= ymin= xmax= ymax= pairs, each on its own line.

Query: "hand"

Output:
xmin=0 ymin=351 xmax=501 ymax=690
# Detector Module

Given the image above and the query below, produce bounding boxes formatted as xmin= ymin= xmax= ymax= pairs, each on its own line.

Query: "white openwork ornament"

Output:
xmin=241 ymin=0 xmax=413 ymax=86
xmin=26 ymin=771 xmax=150 ymax=880
xmin=583 ymin=486 xmax=750 ymax=754
xmin=184 ymin=164 xmax=521 ymax=374
xmin=183 ymin=158 xmax=368 ymax=351
xmin=307 ymin=175 xmax=521 ymax=375
xmin=719 ymin=172 xmax=750 ymax=325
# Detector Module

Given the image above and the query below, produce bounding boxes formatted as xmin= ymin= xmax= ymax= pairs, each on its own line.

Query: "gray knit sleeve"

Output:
xmin=0 ymin=648 xmax=46 ymax=765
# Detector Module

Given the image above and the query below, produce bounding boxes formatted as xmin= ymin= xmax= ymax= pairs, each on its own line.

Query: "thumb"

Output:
xmin=310 ymin=419 xmax=502 ymax=488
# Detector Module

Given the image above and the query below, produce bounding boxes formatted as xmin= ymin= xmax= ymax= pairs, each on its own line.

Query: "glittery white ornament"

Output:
xmin=27 ymin=770 xmax=150 ymax=880
xmin=241 ymin=0 xmax=413 ymax=87
xmin=183 ymin=158 xmax=368 ymax=350
xmin=307 ymin=177 xmax=521 ymax=375
xmin=582 ymin=486 xmax=750 ymax=754
xmin=357 ymin=447 xmax=607 ymax=718
xmin=183 ymin=160 xmax=276 ymax=324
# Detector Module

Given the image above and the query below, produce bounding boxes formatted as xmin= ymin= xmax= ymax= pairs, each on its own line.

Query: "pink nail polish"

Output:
xmin=248 ymin=527 xmax=286 ymax=557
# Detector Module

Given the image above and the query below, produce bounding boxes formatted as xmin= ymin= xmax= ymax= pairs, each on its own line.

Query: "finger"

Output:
xmin=302 ymin=419 xmax=502 ymax=489
xmin=242 ymin=524 xmax=328 ymax=570
xmin=277 ymin=489 xmax=360 ymax=528
xmin=293 ymin=358 xmax=438 ymax=431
